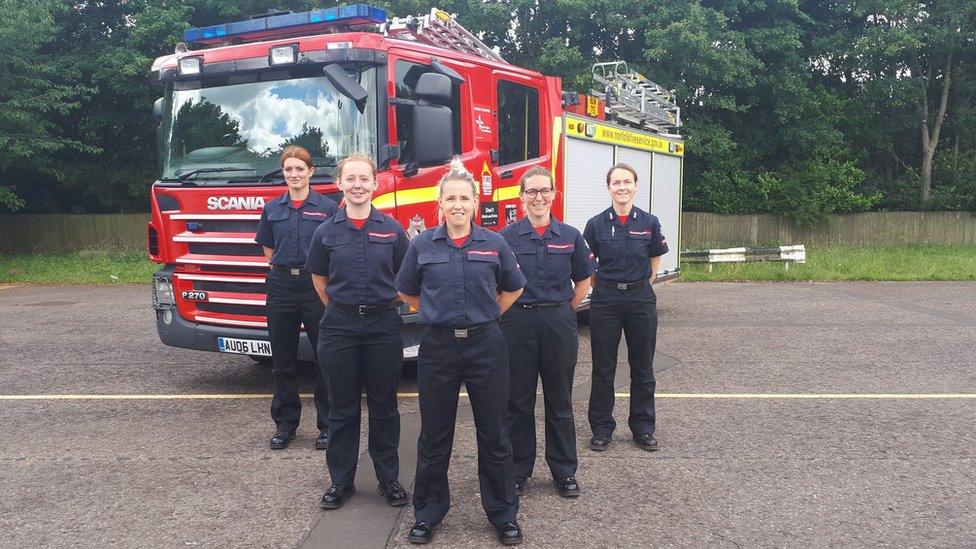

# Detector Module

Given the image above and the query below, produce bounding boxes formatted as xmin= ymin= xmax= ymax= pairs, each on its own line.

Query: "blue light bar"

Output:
xmin=184 ymin=4 xmax=387 ymax=46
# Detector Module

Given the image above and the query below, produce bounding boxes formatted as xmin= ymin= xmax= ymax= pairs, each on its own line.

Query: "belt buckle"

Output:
xmin=616 ymin=282 xmax=628 ymax=290
xmin=357 ymin=305 xmax=368 ymax=315
xmin=454 ymin=329 xmax=468 ymax=339
xmin=290 ymin=268 xmax=301 ymax=276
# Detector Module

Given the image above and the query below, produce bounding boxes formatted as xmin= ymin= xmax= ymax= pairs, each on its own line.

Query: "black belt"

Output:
xmin=331 ymin=300 xmax=402 ymax=316
xmin=428 ymin=322 xmax=494 ymax=339
xmin=597 ymin=278 xmax=647 ymax=290
xmin=271 ymin=265 xmax=307 ymax=276
xmin=517 ymin=301 xmax=570 ymax=309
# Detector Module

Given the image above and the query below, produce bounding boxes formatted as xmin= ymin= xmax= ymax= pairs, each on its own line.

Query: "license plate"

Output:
xmin=217 ymin=337 xmax=272 ymax=356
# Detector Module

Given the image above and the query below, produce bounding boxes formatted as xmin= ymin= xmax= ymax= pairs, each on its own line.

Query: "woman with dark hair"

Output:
xmin=583 ymin=163 xmax=668 ymax=453
xmin=306 ymin=153 xmax=410 ymax=509
xmin=254 ymin=145 xmax=335 ymax=450
xmin=396 ymin=159 xmax=527 ymax=545
xmin=500 ymin=167 xmax=593 ymax=498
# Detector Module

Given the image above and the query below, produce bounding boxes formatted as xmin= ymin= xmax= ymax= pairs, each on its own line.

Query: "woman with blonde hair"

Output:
xmin=395 ymin=159 xmax=526 ymax=545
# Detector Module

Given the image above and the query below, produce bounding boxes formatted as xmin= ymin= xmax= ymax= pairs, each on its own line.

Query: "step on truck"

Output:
xmin=147 ymin=4 xmax=685 ymax=362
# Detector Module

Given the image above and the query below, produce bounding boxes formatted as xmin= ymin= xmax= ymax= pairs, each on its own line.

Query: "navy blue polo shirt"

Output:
xmin=395 ymin=223 xmax=526 ymax=328
xmin=254 ymin=190 xmax=339 ymax=267
xmin=305 ymin=207 xmax=409 ymax=305
xmin=582 ymin=206 xmax=668 ymax=283
xmin=500 ymin=217 xmax=595 ymax=304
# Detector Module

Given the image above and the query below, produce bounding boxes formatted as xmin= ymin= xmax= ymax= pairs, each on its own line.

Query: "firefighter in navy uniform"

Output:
xmin=254 ymin=145 xmax=336 ymax=450
xmin=499 ymin=167 xmax=593 ymax=498
xmin=395 ymin=159 xmax=527 ymax=546
xmin=583 ymin=163 xmax=669 ymax=453
xmin=305 ymin=153 xmax=410 ymax=510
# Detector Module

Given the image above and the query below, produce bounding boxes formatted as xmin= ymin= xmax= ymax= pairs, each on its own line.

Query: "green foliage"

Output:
xmin=1 ymin=0 xmax=975 ymax=218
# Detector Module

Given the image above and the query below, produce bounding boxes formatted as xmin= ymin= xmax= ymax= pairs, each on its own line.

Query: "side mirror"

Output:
xmin=415 ymin=73 xmax=452 ymax=106
xmin=323 ymin=63 xmax=368 ymax=113
xmin=152 ymin=97 xmax=165 ymax=119
xmin=411 ymin=73 xmax=455 ymax=166
xmin=412 ymin=103 xmax=453 ymax=166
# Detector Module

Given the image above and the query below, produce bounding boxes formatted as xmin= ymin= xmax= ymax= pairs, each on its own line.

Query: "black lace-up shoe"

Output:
xmin=407 ymin=521 xmax=435 ymax=544
xmin=379 ymin=480 xmax=408 ymax=506
xmin=633 ymin=433 xmax=659 ymax=451
xmin=319 ymin=484 xmax=355 ymax=509
xmin=495 ymin=521 xmax=524 ymax=545
xmin=515 ymin=475 xmax=527 ymax=494
xmin=589 ymin=433 xmax=611 ymax=451
xmin=315 ymin=428 xmax=330 ymax=450
xmin=553 ymin=476 xmax=581 ymax=497
xmin=269 ymin=430 xmax=295 ymax=450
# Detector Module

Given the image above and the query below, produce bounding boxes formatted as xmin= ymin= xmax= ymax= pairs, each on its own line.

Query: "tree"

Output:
xmin=853 ymin=0 xmax=976 ymax=204
xmin=0 ymin=0 xmax=92 ymax=211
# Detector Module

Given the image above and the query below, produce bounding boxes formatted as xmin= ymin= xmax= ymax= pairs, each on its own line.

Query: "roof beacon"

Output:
xmin=183 ymin=4 xmax=387 ymax=47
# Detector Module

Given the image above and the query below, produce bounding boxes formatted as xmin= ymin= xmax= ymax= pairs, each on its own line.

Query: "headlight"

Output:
xmin=153 ymin=275 xmax=175 ymax=308
xmin=178 ymin=56 xmax=202 ymax=76
xmin=269 ymin=45 xmax=298 ymax=65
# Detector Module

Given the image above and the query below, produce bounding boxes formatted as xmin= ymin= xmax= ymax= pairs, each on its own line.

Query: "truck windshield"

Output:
xmin=158 ymin=65 xmax=377 ymax=182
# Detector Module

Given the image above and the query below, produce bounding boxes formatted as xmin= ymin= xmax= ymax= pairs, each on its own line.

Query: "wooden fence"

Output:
xmin=0 ymin=214 xmax=149 ymax=253
xmin=0 ymin=211 xmax=974 ymax=253
xmin=680 ymin=211 xmax=976 ymax=247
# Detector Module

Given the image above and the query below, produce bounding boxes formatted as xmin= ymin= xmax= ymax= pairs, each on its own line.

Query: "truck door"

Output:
xmin=488 ymin=72 xmax=548 ymax=230
xmin=384 ymin=52 xmax=467 ymax=234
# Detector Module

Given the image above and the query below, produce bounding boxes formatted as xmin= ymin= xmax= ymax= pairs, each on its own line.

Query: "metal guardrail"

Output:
xmin=681 ymin=245 xmax=806 ymax=271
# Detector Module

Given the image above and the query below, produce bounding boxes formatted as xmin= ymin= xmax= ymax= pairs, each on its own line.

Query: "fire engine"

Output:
xmin=147 ymin=4 xmax=684 ymax=361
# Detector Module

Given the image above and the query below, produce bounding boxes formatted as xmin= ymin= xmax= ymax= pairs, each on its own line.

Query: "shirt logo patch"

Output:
xmin=303 ymin=211 xmax=328 ymax=218
xmin=629 ymin=230 xmax=652 ymax=236
xmin=467 ymin=249 xmax=499 ymax=257
xmin=368 ymin=232 xmax=395 ymax=238
xmin=547 ymin=243 xmax=574 ymax=251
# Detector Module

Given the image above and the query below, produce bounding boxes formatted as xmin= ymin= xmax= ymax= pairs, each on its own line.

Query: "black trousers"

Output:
xmin=318 ymin=305 xmax=403 ymax=486
xmin=265 ymin=269 xmax=329 ymax=433
xmin=588 ymin=282 xmax=658 ymax=437
xmin=413 ymin=323 xmax=518 ymax=527
xmin=500 ymin=304 xmax=578 ymax=480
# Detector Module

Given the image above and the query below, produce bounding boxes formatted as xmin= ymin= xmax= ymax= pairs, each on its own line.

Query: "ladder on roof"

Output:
xmin=591 ymin=61 xmax=681 ymax=133
xmin=381 ymin=8 xmax=507 ymax=64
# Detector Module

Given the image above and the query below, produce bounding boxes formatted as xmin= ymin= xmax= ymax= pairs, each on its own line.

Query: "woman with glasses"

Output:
xmin=582 ymin=163 xmax=669 ymax=453
xmin=499 ymin=167 xmax=593 ymax=498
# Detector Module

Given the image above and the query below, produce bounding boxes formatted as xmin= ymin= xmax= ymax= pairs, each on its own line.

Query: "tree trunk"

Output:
xmin=920 ymin=145 xmax=934 ymax=203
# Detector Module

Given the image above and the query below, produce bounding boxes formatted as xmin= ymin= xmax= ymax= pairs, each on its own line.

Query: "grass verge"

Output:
xmin=0 ymin=250 xmax=157 ymax=284
xmin=1 ymin=245 xmax=973 ymax=284
xmin=679 ymin=245 xmax=976 ymax=282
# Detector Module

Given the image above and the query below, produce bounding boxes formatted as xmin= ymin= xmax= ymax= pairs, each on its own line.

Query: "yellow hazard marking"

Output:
xmin=2 ymin=392 xmax=975 ymax=401
xmin=372 ymin=185 xmax=439 ymax=210
xmin=565 ymin=115 xmax=684 ymax=156
xmin=551 ymin=116 xmax=562 ymax=176
xmin=491 ymin=185 xmax=520 ymax=202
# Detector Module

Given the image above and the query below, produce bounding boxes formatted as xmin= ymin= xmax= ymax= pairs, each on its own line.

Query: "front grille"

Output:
xmin=197 ymin=302 xmax=267 ymax=317
xmin=188 ymin=243 xmax=265 ymax=256
xmin=194 ymin=220 xmax=257 ymax=233
xmin=193 ymin=280 xmax=266 ymax=293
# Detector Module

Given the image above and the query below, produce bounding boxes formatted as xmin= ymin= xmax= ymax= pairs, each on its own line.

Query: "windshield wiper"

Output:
xmin=258 ymin=161 xmax=338 ymax=183
xmin=175 ymin=167 xmax=255 ymax=183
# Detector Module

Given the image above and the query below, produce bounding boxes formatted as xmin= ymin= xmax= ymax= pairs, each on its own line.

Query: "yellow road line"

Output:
xmin=1 ymin=392 xmax=975 ymax=401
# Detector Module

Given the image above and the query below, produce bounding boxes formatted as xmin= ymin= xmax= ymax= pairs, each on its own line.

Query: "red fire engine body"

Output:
xmin=148 ymin=5 xmax=684 ymax=361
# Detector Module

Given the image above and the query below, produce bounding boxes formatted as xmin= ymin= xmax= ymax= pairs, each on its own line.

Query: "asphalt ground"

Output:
xmin=0 ymin=282 xmax=974 ymax=547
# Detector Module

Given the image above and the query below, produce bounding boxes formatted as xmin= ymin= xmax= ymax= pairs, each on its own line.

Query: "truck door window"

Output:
xmin=497 ymin=80 xmax=539 ymax=165
xmin=394 ymin=60 xmax=461 ymax=163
